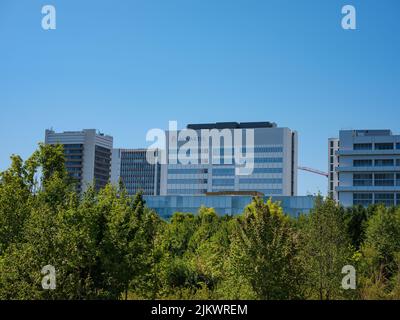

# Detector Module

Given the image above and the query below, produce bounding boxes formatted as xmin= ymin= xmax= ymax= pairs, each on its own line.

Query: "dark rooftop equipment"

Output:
xmin=239 ymin=122 xmax=277 ymax=128
xmin=187 ymin=122 xmax=277 ymax=130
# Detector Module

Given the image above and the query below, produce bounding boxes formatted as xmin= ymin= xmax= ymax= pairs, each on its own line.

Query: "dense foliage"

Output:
xmin=1 ymin=144 xmax=400 ymax=300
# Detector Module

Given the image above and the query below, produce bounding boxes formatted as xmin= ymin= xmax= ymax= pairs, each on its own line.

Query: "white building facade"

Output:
xmin=45 ymin=129 xmax=113 ymax=193
xmin=160 ymin=122 xmax=298 ymax=197
xmin=332 ymin=129 xmax=400 ymax=207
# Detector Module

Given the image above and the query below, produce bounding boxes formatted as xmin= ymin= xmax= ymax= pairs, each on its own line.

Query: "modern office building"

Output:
xmin=161 ymin=122 xmax=298 ymax=197
xmin=144 ymin=194 xmax=316 ymax=219
xmin=331 ymin=129 xmax=400 ymax=207
xmin=111 ymin=149 xmax=161 ymax=196
xmin=45 ymin=129 xmax=113 ymax=193
xmin=328 ymin=138 xmax=340 ymax=200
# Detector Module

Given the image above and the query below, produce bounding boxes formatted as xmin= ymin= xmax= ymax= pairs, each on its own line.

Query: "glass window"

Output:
xmin=64 ymin=149 xmax=82 ymax=154
xmin=212 ymin=179 xmax=235 ymax=186
xmin=65 ymin=155 xmax=82 ymax=160
xmin=254 ymin=158 xmax=283 ymax=163
xmin=168 ymin=169 xmax=208 ymax=174
xmin=257 ymin=147 xmax=283 ymax=153
xmin=167 ymin=189 xmax=207 ymax=195
xmin=65 ymin=161 xmax=82 ymax=166
xmin=354 ymin=143 xmax=372 ymax=150
xmin=242 ymin=147 xmax=283 ymax=153
xmin=239 ymin=178 xmax=282 ymax=184
xmin=375 ymin=143 xmax=394 ymax=150
xmin=213 ymin=168 xmax=235 ymax=176
xmin=353 ymin=193 xmax=373 ymax=206
xmin=374 ymin=173 xmax=395 ymax=186
xmin=168 ymin=179 xmax=207 ymax=184
xmin=354 ymin=160 xmax=373 ymax=167
xmin=252 ymin=168 xmax=283 ymax=174
xmin=63 ymin=144 xmax=83 ymax=149
xmin=375 ymin=159 xmax=394 ymax=167
xmin=375 ymin=193 xmax=395 ymax=206
xmin=353 ymin=173 xmax=373 ymax=186
xmin=397 ymin=143 xmax=400 ymax=150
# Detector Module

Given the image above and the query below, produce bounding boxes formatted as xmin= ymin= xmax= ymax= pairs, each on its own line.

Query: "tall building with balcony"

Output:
xmin=331 ymin=129 xmax=400 ymax=207
xmin=111 ymin=149 xmax=161 ymax=196
xmin=45 ymin=129 xmax=113 ymax=193
xmin=161 ymin=122 xmax=298 ymax=197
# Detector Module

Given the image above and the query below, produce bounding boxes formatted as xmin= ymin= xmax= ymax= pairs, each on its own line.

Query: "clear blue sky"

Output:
xmin=1 ymin=0 xmax=399 ymax=195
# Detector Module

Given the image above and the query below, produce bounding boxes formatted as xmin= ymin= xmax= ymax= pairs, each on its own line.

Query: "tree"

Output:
xmin=0 ymin=155 xmax=32 ymax=254
xmin=342 ymin=205 xmax=370 ymax=250
xmin=0 ymin=144 xmax=93 ymax=300
xmin=301 ymin=196 xmax=355 ymax=300
xmin=228 ymin=197 xmax=304 ymax=300
xmin=154 ymin=208 xmax=228 ymax=299
xmin=0 ymin=144 xmax=157 ymax=300
xmin=6 ymin=143 xmax=400 ymax=301
xmin=363 ymin=206 xmax=400 ymax=276
xmin=359 ymin=206 xmax=400 ymax=299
